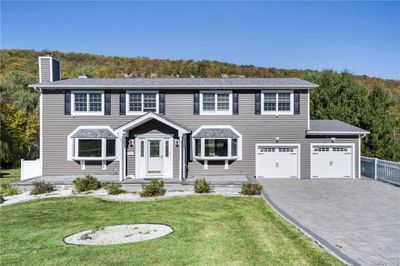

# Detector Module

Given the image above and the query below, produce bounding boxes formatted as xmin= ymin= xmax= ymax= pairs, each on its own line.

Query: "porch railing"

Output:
xmin=361 ymin=156 xmax=400 ymax=186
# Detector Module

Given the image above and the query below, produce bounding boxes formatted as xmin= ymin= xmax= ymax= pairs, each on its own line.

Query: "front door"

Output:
xmin=147 ymin=139 xmax=163 ymax=175
xmin=135 ymin=136 xmax=173 ymax=178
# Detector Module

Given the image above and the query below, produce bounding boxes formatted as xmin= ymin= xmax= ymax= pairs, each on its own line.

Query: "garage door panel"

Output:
xmin=311 ymin=145 xmax=353 ymax=178
xmin=256 ymin=145 xmax=299 ymax=178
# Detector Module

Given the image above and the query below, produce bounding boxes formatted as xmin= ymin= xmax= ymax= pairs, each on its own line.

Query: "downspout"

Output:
xmin=359 ymin=133 xmax=368 ymax=178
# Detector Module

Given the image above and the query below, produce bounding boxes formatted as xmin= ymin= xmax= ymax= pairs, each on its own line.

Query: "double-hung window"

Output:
xmin=127 ymin=91 xmax=159 ymax=114
xmin=262 ymin=90 xmax=293 ymax=115
xmin=200 ymin=91 xmax=232 ymax=115
xmin=72 ymin=91 xmax=104 ymax=115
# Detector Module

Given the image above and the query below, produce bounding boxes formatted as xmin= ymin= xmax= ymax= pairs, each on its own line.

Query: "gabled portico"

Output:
xmin=115 ymin=113 xmax=191 ymax=181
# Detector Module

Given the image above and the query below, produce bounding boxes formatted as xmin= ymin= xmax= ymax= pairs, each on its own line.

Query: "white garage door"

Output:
xmin=311 ymin=145 xmax=353 ymax=178
xmin=256 ymin=145 xmax=299 ymax=178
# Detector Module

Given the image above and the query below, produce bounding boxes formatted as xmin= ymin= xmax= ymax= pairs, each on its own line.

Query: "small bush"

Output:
xmin=0 ymin=183 xmax=20 ymax=196
xmin=139 ymin=179 xmax=166 ymax=197
xmin=241 ymin=183 xmax=263 ymax=195
xmin=194 ymin=178 xmax=214 ymax=193
xmin=30 ymin=180 xmax=55 ymax=195
xmin=104 ymin=183 xmax=124 ymax=195
xmin=0 ymin=194 xmax=5 ymax=204
xmin=73 ymin=175 xmax=101 ymax=192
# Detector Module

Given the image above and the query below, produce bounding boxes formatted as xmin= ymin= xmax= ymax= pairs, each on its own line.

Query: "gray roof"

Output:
xmin=193 ymin=128 xmax=239 ymax=138
xmin=71 ymin=128 xmax=117 ymax=139
xmin=30 ymin=77 xmax=318 ymax=89
xmin=308 ymin=120 xmax=369 ymax=135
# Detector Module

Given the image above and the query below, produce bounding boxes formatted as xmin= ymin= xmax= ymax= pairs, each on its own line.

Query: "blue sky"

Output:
xmin=1 ymin=1 xmax=399 ymax=79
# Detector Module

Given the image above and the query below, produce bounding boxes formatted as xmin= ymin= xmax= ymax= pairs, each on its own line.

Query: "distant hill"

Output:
xmin=1 ymin=49 xmax=399 ymax=96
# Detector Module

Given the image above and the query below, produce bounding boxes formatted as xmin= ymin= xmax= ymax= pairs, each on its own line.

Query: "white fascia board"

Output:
xmin=28 ymin=84 xmax=319 ymax=89
xmin=306 ymin=131 xmax=369 ymax=135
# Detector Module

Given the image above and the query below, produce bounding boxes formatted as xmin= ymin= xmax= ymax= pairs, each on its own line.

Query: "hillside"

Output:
xmin=0 ymin=49 xmax=399 ymax=166
xmin=1 ymin=49 xmax=399 ymax=93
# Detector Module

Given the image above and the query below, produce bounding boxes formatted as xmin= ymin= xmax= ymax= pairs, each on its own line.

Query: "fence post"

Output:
xmin=374 ymin=158 xmax=378 ymax=180
xmin=20 ymin=159 xmax=24 ymax=180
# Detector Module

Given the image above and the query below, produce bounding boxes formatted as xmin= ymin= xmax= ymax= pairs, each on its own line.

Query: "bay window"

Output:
xmin=127 ymin=91 xmax=159 ymax=114
xmin=194 ymin=138 xmax=239 ymax=160
xmin=262 ymin=90 xmax=293 ymax=115
xmin=200 ymin=91 xmax=232 ymax=115
xmin=73 ymin=138 xmax=116 ymax=160
xmin=72 ymin=91 xmax=104 ymax=115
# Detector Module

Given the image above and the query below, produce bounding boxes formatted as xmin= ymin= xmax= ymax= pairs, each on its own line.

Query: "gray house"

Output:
xmin=26 ymin=55 xmax=369 ymax=181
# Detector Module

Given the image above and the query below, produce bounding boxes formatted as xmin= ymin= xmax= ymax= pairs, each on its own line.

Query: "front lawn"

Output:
xmin=0 ymin=168 xmax=20 ymax=186
xmin=0 ymin=196 xmax=342 ymax=265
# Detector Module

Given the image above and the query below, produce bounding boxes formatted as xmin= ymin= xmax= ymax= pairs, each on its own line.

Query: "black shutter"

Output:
xmin=193 ymin=92 xmax=199 ymax=115
xmin=233 ymin=92 xmax=239 ymax=115
xmin=120 ymin=91 xmax=126 ymax=115
xmin=255 ymin=92 xmax=261 ymax=114
xmin=186 ymin=134 xmax=192 ymax=162
xmin=159 ymin=92 xmax=165 ymax=114
xmin=294 ymin=91 xmax=300 ymax=115
xmin=105 ymin=90 xmax=111 ymax=115
xmin=64 ymin=90 xmax=71 ymax=115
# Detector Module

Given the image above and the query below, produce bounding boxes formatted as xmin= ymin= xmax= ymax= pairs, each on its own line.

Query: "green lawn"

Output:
xmin=0 ymin=196 xmax=342 ymax=266
xmin=0 ymin=168 xmax=20 ymax=186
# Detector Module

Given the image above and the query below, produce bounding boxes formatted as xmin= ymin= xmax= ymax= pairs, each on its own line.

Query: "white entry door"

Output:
xmin=311 ymin=145 xmax=353 ymax=178
xmin=136 ymin=137 xmax=173 ymax=178
xmin=256 ymin=145 xmax=299 ymax=178
xmin=147 ymin=139 xmax=163 ymax=175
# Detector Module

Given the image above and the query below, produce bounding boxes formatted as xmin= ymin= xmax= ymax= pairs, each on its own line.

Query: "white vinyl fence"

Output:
xmin=20 ymin=159 xmax=42 ymax=180
xmin=361 ymin=156 xmax=400 ymax=186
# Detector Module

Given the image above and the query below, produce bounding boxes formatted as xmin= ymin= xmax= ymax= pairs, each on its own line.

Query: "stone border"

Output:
xmin=259 ymin=187 xmax=360 ymax=266
xmin=63 ymin=223 xmax=174 ymax=246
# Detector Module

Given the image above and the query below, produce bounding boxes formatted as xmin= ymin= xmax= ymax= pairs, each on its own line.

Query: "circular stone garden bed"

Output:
xmin=64 ymin=224 xmax=173 ymax=246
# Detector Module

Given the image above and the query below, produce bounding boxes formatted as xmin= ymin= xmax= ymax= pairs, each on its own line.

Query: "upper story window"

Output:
xmin=200 ymin=90 xmax=232 ymax=115
xmin=126 ymin=91 xmax=159 ymax=115
xmin=262 ymin=90 xmax=293 ymax=115
xmin=72 ymin=91 xmax=104 ymax=116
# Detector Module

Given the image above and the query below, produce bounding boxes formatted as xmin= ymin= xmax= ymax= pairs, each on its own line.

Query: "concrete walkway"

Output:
xmin=258 ymin=178 xmax=400 ymax=266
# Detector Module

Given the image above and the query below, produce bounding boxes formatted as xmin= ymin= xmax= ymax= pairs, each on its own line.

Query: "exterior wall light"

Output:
xmin=330 ymin=137 xmax=336 ymax=143
xmin=275 ymin=137 xmax=280 ymax=143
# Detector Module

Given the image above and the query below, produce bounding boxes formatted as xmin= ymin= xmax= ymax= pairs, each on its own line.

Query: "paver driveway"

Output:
xmin=258 ymin=178 xmax=400 ymax=266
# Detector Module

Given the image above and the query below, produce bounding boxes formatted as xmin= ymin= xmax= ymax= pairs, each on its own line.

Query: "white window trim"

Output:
xmin=192 ymin=125 xmax=242 ymax=161
xmin=67 ymin=126 xmax=119 ymax=161
xmin=71 ymin=90 xmax=105 ymax=116
xmin=200 ymin=90 xmax=233 ymax=115
xmin=126 ymin=90 xmax=159 ymax=115
xmin=261 ymin=90 xmax=294 ymax=115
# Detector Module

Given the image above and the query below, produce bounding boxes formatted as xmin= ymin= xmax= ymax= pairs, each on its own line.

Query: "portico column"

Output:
xmin=119 ymin=131 xmax=127 ymax=181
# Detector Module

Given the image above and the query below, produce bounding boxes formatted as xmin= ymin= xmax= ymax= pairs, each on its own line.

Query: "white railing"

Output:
xmin=361 ymin=156 xmax=400 ymax=186
xmin=20 ymin=159 xmax=42 ymax=180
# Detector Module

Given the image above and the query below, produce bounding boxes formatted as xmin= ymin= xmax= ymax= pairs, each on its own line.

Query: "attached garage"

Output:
xmin=310 ymin=144 xmax=354 ymax=178
xmin=256 ymin=144 xmax=300 ymax=178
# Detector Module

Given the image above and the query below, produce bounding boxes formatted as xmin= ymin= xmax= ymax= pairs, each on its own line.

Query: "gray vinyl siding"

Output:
xmin=39 ymin=58 xmax=51 ymax=83
xmin=42 ymin=89 xmax=360 ymax=178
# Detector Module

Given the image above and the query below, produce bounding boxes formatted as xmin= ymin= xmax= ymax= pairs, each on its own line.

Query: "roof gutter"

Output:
xmin=306 ymin=131 xmax=370 ymax=136
xmin=28 ymin=84 xmax=319 ymax=89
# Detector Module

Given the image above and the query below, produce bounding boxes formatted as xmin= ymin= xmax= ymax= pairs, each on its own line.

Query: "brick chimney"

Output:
xmin=38 ymin=53 xmax=61 ymax=83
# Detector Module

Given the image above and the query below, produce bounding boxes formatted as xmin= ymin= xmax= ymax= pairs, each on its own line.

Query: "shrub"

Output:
xmin=0 ymin=183 xmax=20 ymax=196
xmin=0 ymin=194 xmax=5 ymax=204
xmin=241 ymin=183 xmax=263 ymax=195
xmin=30 ymin=180 xmax=55 ymax=195
xmin=194 ymin=178 xmax=214 ymax=193
xmin=139 ymin=179 xmax=166 ymax=197
xmin=73 ymin=175 xmax=101 ymax=192
xmin=103 ymin=183 xmax=124 ymax=195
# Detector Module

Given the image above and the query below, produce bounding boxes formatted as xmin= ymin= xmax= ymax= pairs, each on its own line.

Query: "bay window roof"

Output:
xmin=70 ymin=128 xmax=117 ymax=139
xmin=193 ymin=128 xmax=239 ymax=139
